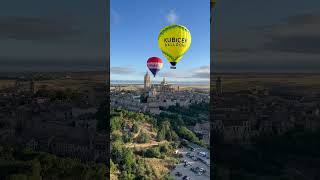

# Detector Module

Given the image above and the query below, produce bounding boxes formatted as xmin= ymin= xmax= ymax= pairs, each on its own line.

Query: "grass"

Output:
xmin=144 ymin=158 xmax=174 ymax=179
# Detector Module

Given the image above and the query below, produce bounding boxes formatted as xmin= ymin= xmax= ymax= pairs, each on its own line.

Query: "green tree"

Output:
xmin=137 ymin=130 xmax=151 ymax=143
xmin=121 ymin=148 xmax=135 ymax=173
xmin=120 ymin=171 xmax=135 ymax=180
xmin=132 ymin=122 xmax=139 ymax=133
xmin=111 ymin=142 xmax=123 ymax=164
xmin=145 ymin=147 xmax=161 ymax=158
xmin=110 ymin=160 xmax=118 ymax=174
xmin=177 ymin=126 xmax=202 ymax=145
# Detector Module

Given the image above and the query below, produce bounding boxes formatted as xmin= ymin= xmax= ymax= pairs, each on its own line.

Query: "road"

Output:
xmin=170 ymin=143 xmax=210 ymax=180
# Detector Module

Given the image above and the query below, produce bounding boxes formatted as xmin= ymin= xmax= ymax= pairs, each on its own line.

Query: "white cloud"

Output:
xmin=190 ymin=65 xmax=210 ymax=79
xmin=158 ymin=65 xmax=210 ymax=79
xmin=158 ymin=71 xmax=187 ymax=78
xmin=166 ymin=9 xmax=178 ymax=24
xmin=111 ymin=66 xmax=135 ymax=74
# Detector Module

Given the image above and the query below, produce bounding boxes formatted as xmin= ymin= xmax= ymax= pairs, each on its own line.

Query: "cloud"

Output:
xmin=111 ymin=9 xmax=120 ymax=24
xmin=0 ymin=16 xmax=81 ymax=41
xmin=166 ymin=9 xmax=178 ymax=24
xmin=158 ymin=71 xmax=186 ymax=79
xmin=216 ymin=12 xmax=320 ymax=55
xmin=190 ymin=66 xmax=210 ymax=79
xmin=111 ymin=66 xmax=135 ymax=75
xmin=253 ymin=12 xmax=320 ymax=54
xmin=158 ymin=65 xmax=210 ymax=79
xmin=0 ymin=57 xmax=106 ymax=72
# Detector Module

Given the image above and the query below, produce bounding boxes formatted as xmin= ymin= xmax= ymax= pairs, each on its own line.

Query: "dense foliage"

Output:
xmin=164 ymin=102 xmax=209 ymax=126
xmin=177 ymin=127 xmax=204 ymax=146
xmin=0 ymin=146 xmax=106 ymax=180
xmin=110 ymin=109 xmax=178 ymax=179
xmin=154 ymin=103 xmax=208 ymax=146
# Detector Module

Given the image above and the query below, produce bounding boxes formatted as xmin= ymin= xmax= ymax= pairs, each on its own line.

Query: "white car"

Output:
xmin=198 ymin=152 xmax=207 ymax=157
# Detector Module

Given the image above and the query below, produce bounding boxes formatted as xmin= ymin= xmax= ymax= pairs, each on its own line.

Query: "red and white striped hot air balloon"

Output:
xmin=147 ymin=57 xmax=163 ymax=77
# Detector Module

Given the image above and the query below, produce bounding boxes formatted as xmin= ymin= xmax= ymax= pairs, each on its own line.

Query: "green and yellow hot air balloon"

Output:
xmin=158 ymin=24 xmax=191 ymax=69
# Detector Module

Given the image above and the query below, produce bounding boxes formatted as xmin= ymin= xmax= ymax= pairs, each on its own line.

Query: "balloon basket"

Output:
xmin=170 ymin=66 xmax=176 ymax=69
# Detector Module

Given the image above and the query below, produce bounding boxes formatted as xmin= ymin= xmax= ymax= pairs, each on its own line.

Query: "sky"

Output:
xmin=0 ymin=0 xmax=107 ymax=72
xmin=110 ymin=0 xmax=210 ymax=82
xmin=213 ymin=0 xmax=320 ymax=73
xmin=1 ymin=0 xmax=319 ymax=74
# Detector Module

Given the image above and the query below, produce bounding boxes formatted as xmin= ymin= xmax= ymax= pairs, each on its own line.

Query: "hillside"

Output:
xmin=110 ymin=109 xmax=180 ymax=180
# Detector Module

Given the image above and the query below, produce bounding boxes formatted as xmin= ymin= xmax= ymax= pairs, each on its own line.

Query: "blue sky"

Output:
xmin=110 ymin=0 xmax=210 ymax=82
xmin=213 ymin=0 xmax=320 ymax=73
xmin=0 ymin=0 xmax=107 ymax=72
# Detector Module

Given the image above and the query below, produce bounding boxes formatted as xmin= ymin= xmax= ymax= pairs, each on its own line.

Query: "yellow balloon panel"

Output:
xmin=158 ymin=24 xmax=191 ymax=64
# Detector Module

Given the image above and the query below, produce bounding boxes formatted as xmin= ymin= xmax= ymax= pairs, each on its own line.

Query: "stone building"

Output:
xmin=9 ymin=100 xmax=107 ymax=162
xmin=144 ymin=71 xmax=151 ymax=90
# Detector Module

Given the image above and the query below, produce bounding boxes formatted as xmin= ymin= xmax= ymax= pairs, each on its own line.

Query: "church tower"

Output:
xmin=216 ymin=77 xmax=222 ymax=96
xmin=144 ymin=71 xmax=151 ymax=89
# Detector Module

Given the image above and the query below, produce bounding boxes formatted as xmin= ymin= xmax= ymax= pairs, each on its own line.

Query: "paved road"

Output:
xmin=170 ymin=146 xmax=210 ymax=180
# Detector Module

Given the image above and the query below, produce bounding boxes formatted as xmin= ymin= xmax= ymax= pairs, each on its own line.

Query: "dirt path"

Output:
xmin=125 ymin=140 xmax=167 ymax=149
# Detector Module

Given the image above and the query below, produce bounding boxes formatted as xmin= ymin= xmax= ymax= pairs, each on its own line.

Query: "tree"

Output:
xmin=110 ymin=116 xmax=122 ymax=132
xmin=121 ymin=148 xmax=135 ymax=173
xmin=120 ymin=171 xmax=135 ymax=180
xmin=123 ymin=132 xmax=134 ymax=143
xmin=177 ymin=126 xmax=202 ymax=145
xmin=132 ymin=122 xmax=139 ymax=133
xmin=145 ymin=147 xmax=161 ymax=158
xmin=111 ymin=142 xmax=123 ymax=164
xmin=110 ymin=160 xmax=118 ymax=174
xmin=157 ymin=128 xmax=166 ymax=141
xmin=159 ymin=143 xmax=171 ymax=154
xmin=137 ymin=130 xmax=151 ymax=143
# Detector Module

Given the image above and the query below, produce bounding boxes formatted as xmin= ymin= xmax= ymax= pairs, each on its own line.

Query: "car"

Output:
xmin=191 ymin=167 xmax=199 ymax=172
xmin=184 ymin=162 xmax=192 ymax=167
xmin=189 ymin=154 xmax=196 ymax=158
xmin=190 ymin=147 xmax=195 ymax=151
xmin=196 ymin=171 xmax=203 ymax=176
xmin=186 ymin=152 xmax=191 ymax=157
xmin=175 ymin=172 xmax=182 ymax=177
xmin=183 ymin=176 xmax=191 ymax=180
xmin=191 ymin=156 xmax=198 ymax=161
xmin=198 ymin=152 xmax=207 ymax=157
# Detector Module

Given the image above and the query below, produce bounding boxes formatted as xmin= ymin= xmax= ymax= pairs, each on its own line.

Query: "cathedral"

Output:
xmin=143 ymin=72 xmax=174 ymax=94
xmin=144 ymin=71 xmax=151 ymax=89
xmin=153 ymin=78 xmax=174 ymax=93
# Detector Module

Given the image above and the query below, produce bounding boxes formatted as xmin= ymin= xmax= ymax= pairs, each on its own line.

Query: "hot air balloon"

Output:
xmin=147 ymin=57 xmax=163 ymax=77
xmin=158 ymin=24 xmax=191 ymax=69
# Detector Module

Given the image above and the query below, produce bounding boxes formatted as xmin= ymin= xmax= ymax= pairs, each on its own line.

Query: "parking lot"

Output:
xmin=170 ymin=144 xmax=210 ymax=180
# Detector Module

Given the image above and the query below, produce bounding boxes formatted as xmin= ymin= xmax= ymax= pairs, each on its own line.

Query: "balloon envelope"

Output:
xmin=147 ymin=57 xmax=163 ymax=77
xmin=158 ymin=24 xmax=191 ymax=69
